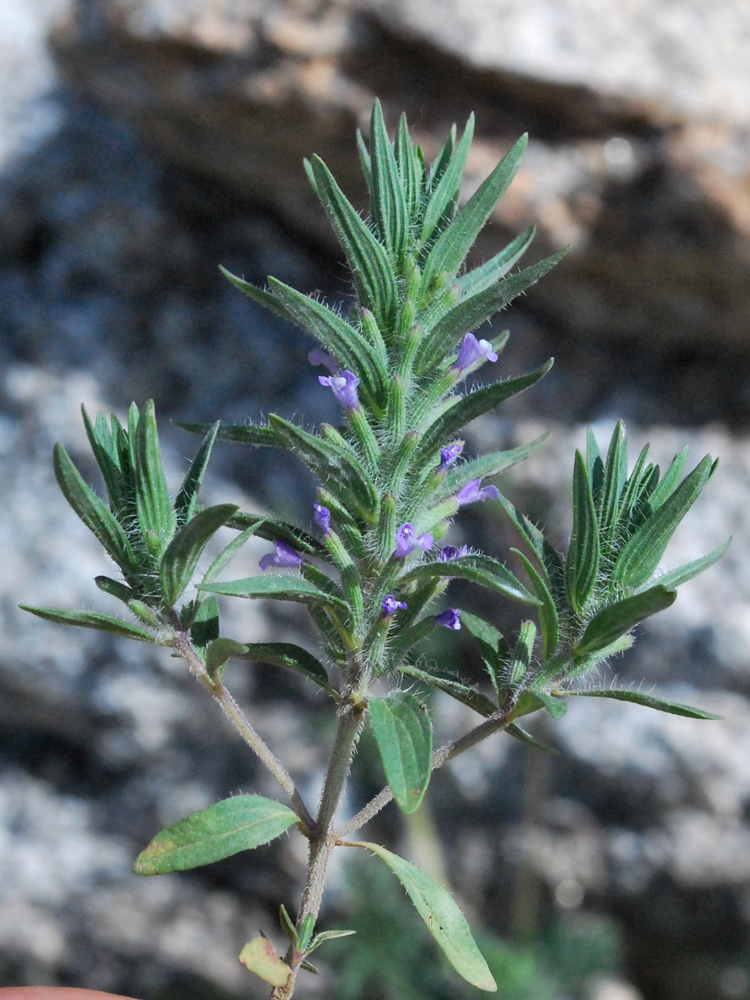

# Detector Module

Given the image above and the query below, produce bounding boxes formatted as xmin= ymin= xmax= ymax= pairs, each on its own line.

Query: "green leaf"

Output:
xmin=133 ymin=400 xmax=175 ymax=555
xmin=421 ymin=134 xmax=528 ymax=292
xmin=297 ymin=914 xmax=315 ymax=952
xmin=205 ymin=638 xmax=249 ymax=682
xmin=267 ymin=278 xmax=388 ymax=401
xmin=403 ymin=554 xmax=540 ymax=606
xmin=574 ymin=585 xmax=677 ymax=657
xmin=133 ymin=794 xmax=299 ymax=874
xmin=598 ymin=421 xmax=627 ymax=550
xmin=495 ymin=493 xmax=565 ymax=596
xmin=174 ymin=422 xmax=220 ymax=525
xmin=20 ymin=606 xmax=157 ymax=642
xmin=306 ymin=929 xmax=357 ymax=956
xmin=53 ymin=442 xmax=137 ymax=574
xmin=175 ymin=419 xmax=283 ymax=449
xmin=370 ymin=99 xmax=408 ymax=260
xmin=400 ymin=663 xmax=497 ymax=718
xmin=442 ymin=435 xmax=550 ymax=498
xmin=420 ymin=113 xmax=475 ymax=245
xmin=513 ymin=551 xmax=559 ymax=659
xmin=356 ymin=130 xmax=372 ymax=191
xmin=81 ymin=405 xmax=129 ymax=517
xmin=310 ymin=155 xmax=398 ymax=328
xmin=617 ymin=443 xmax=651 ymax=524
xmin=219 ymin=266 xmax=295 ymax=324
xmin=370 ymin=691 xmax=433 ymax=814
xmin=226 ymin=512 xmax=321 ymax=557
xmin=560 ymin=688 xmax=722 ymax=720
xmin=457 ymin=225 xmax=536 ymax=298
xmin=612 ymin=455 xmax=714 ymax=588
xmin=160 ymin=504 xmax=238 ymax=606
xmin=201 ymin=523 xmax=267 ymax=590
xmin=508 ymin=620 xmax=537 ymax=686
xmin=357 ymin=842 xmax=497 ymax=991
xmin=240 ymin=642 xmax=336 ymax=697
xmin=417 ymin=249 xmax=568 ymax=370
xmin=415 ymin=360 xmax=553 ymax=465
xmin=395 ymin=112 xmax=422 ymax=221
xmin=459 ymin=611 xmax=509 ymax=697
xmin=511 ymin=690 xmax=568 ymax=721
xmin=238 ymin=938 xmax=291 ymax=989
xmin=200 ymin=574 xmax=349 ymax=613
xmin=505 ymin=722 xmax=557 ymax=752
xmin=566 ymin=450 xmax=600 ymax=613
xmin=95 ymin=576 xmax=133 ymax=604
xmin=647 ymin=445 xmax=689 ymax=510
xmin=190 ymin=595 xmax=220 ymax=648
xmin=644 ymin=537 xmax=731 ymax=592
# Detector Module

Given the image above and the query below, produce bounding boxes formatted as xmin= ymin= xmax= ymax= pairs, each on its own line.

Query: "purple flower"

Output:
xmin=319 ymin=370 xmax=360 ymax=409
xmin=435 ymin=609 xmax=461 ymax=630
xmin=437 ymin=545 xmax=469 ymax=562
xmin=456 ymin=478 xmax=500 ymax=507
xmin=438 ymin=443 xmax=463 ymax=472
xmin=453 ymin=333 xmax=498 ymax=371
xmin=313 ymin=503 xmax=331 ymax=535
xmin=394 ymin=523 xmax=434 ymax=559
xmin=308 ymin=348 xmax=336 ymax=372
xmin=382 ymin=595 xmax=408 ymax=616
xmin=259 ymin=539 xmax=304 ymax=571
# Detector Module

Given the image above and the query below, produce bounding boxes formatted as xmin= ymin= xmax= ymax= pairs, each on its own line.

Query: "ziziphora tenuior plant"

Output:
xmin=23 ymin=101 xmax=730 ymax=999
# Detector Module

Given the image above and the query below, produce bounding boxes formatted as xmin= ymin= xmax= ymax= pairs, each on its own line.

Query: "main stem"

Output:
xmin=271 ymin=696 xmax=364 ymax=1000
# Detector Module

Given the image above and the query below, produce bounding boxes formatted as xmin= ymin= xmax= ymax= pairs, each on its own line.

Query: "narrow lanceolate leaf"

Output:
xmin=442 ymin=435 xmax=550 ymax=498
xmin=420 ymin=114 xmax=475 ymax=246
xmin=643 ymin=537 xmax=731 ymax=592
xmin=574 ymin=585 xmax=677 ymax=658
xmin=190 ymin=595 xmax=220 ymax=648
xmin=134 ymin=400 xmax=175 ymax=553
xmin=133 ymin=795 xmax=299 ymax=874
xmin=561 ymin=688 xmax=722 ymax=720
xmin=611 ymin=455 xmax=714 ymax=589
xmin=598 ymin=421 xmax=627 ymax=550
xmin=511 ymin=690 xmax=568 ymax=721
xmin=415 ymin=361 xmax=553 ymax=465
xmin=160 ymin=504 xmax=238 ymax=606
xmin=95 ymin=575 xmax=133 ymax=604
xmin=174 ymin=422 xmax=220 ymax=525
xmin=508 ymin=621 xmax=536 ymax=686
xmin=370 ymin=691 xmax=433 ymax=814
xmin=459 ymin=611 xmax=509 ymax=696
xmin=240 ymin=642 xmax=336 ymax=697
xmin=310 ymin=155 xmax=398 ymax=328
xmin=218 ymin=266 xmax=295 ymax=324
xmin=356 ymin=129 xmax=372 ymax=191
xmin=514 ymin=551 xmax=559 ymax=659
xmin=421 ymin=134 xmax=528 ymax=292
xmin=205 ymin=638 xmax=249 ymax=682
xmin=400 ymin=664 xmax=497 ymax=718
xmin=358 ymin=843 xmax=497 ymax=992
xmin=238 ymin=938 xmax=291 ymax=989
xmin=81 ymin=405 xmax=128 ymax=517
xmin=174 ymin=420 xmax=283 ymax=449
xmin=647 ymin=445 xmax=689 ymax=511
xmin=267 ymin=278 xmax=387 ymax=400
xmin=458 ymin=225 xmax=536 ymax=299
xmin=403 ymin=554 xmax=540 ymax=606
xmin=20 ymin=606 xmax=157 ymax=642
xmin=506 ymin=723 xmax=557 ymax=753
xmin=227 ymin=512 xmax=322 ymax=557
xmin=53 ymin=442 xmax=137 ymax=573
xmin=417 ymin=249 xmax=568 ymax=370
xmin=495 ymin=493 xmax=565 ymax=596
xmin=306 ymin=929 xmax=357 ymax=955
xmin=200 ymin=575 xmax=349 ymax=613
xmin=566 ymin=450 xmax=600 ymax=613
xmin=201 ymin=524 xmax=266 ymax=592
xmin=370 ymin=99 xmax=408 ymax=260
xmin=395 ymin=112 xmax=422 ymax=221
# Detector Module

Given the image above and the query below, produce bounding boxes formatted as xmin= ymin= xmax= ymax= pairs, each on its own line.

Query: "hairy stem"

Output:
xmin=337 ymin=705 xmax=513 ymax=837
xmin=173 ymin=631 xmax=315 ymax=830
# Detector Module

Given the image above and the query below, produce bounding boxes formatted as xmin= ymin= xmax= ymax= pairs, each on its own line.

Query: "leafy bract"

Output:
xmin=370 ymin=691 xmax=432 ymax=813
xmin=403 ymin=554 xmax=539 ymax=606
xmin=574 ymin=585 xmax=677 ymax=657
xmin=160 ymin=504 xmax=238 ymax=606
xmin=133 ymin=795 xmax=299 ymax=874
xmin=560 ymin=688 xmax=721 ymax=720
xmin=356 ymin=842 xmax=497 ymax=992
xmin=200 ymin=575 xmax=349 ymax=613
xmin=20 ymin=606 xmax=158 ymax=642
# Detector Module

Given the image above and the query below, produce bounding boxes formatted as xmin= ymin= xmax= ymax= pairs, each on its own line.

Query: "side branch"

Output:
xmin=337 ymin=706 xmax=513 ymax=837
xmin=173 ymin=631 xmax=315 ymax=830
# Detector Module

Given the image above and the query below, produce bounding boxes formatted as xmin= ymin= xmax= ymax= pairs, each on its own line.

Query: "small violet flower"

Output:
xmin=382 ymin=595 xmax=408 ymax=616
xmin=453 ymin=333 xmax=498 ymax=371
xmin=319 ymin=370 xmax=360 ymax=409
xmin=437 ymin=544 xmax=469 ymax=562
xmin=456 ymin=478 xmax=500 ymax=507
xmin=259 ymin=539 xmax=304 ymax=571
xmin=438 ymin=442 xmax=463 ymax=472
xmin=394 ymin=523 xmax=433 ymax=559
xmin=313 ymin=503 xmax=331 ymax=535
xmin=435 ymin=609 xmax=461 ymax=630
xmin=308 ymin=348 xmax=336 ymax=372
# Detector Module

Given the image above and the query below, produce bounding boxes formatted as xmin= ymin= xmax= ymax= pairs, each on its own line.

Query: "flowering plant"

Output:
xmin=22 ymin=102 xmax=728 ymax=999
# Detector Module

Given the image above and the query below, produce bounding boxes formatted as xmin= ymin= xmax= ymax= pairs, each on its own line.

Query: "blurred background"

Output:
xmin=1 ymin=2 xmax=750 ymax=999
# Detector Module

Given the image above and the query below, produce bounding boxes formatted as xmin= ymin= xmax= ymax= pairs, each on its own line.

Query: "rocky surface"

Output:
xmin=2 ymin=2 xmax=750 ymax=1000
